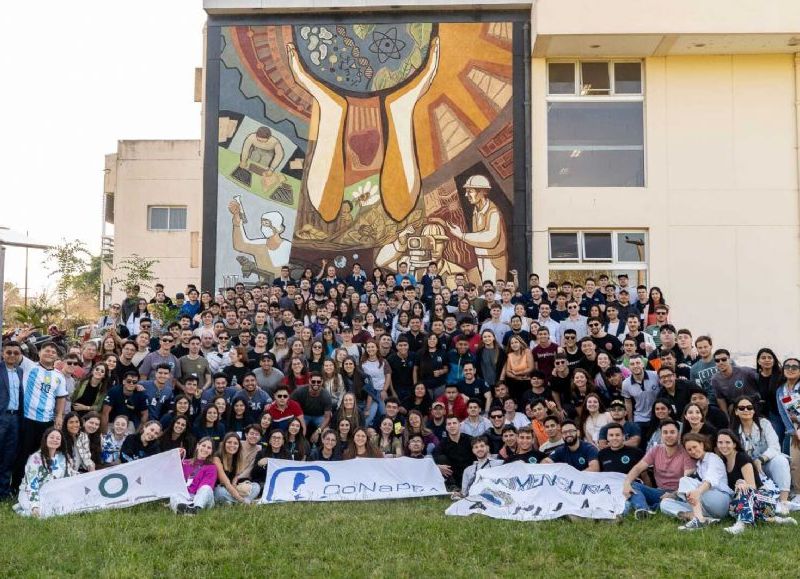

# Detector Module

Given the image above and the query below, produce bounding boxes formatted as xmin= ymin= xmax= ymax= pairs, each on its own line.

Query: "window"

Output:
xmin=548 ymin=230 xmax=649 ymax=286
xmin=148 ymin=206 xmax=187 ymax=231
xmin=548 ymin=230 xmax=647 ymax=266
xmin=547 ymin=60 xmax=644 ymax=187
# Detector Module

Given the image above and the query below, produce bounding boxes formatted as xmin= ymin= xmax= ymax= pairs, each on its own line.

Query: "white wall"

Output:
xmin=532 ymin=54 xmax=800 ymax=357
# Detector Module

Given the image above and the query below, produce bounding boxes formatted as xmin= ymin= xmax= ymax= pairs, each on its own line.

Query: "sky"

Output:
xmin=0 ymin=0 xmax=206 ymax=296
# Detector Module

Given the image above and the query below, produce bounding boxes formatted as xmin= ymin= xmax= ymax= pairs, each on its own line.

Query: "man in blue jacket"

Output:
xmin=0 ymin=342 xmax=25 ymax=499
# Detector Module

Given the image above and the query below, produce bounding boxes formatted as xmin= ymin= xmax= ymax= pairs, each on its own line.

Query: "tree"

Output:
xmin=72 ymin=254 xmax=102 ymax=297
xmin=111 ymin=254 xmax=160 ymax=293
xmin=46 ymin=239 xmax=92 ymax=318
xmin=11 ymin=293 xmax=61 ymax=328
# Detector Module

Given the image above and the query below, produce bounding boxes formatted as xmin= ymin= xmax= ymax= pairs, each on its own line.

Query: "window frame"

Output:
xmin=548 ymin=229 xmax=648 ymax=271
xmin=546 ymin=59 xmax=646 ymax=188
xmin=147 ymin=206 xmax=188 ymax=232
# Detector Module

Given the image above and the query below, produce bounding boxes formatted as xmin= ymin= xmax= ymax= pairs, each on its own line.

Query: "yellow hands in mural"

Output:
xmin=286 ymin=37 xmax=441 ymax=222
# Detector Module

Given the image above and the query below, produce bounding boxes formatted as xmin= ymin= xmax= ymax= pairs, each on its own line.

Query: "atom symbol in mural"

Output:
xmin=368 ymin=28 xmax=406 ymax=63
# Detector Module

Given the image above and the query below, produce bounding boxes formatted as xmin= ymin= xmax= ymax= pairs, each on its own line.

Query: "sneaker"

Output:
xmin=771 ymin=516 xmax=798 ymax=526
xmin=776 ymin=501 xmax=791 ymax=516
xmin=634 ymin=509 xmax=655 ymax=520
xmin=724 ymin=522 xmax=748 ymax=535
xmin=175 ymin=503 xmax=198 ymax=515
xmin=678 ymin=517 xmax=716 ymax=531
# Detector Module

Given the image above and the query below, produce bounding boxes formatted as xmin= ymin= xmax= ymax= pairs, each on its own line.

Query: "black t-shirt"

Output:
xmin=549 ymin=374 xmax=572 ymax=406
xmin=103 ymin=385 xmax=148 ymax=424
xmin=457 ymin=378 xmax=490 ymax=400
xmin=591 ymin=334 xmax=623 ymax=359
xmin=598 ymin=446 xmax=644 ymax=474
xmin=726 ymin=451 xmax=761 ymax=490
xmin=504 ymin=448 xmax=547 ymax=465
xmin=75 ymin=383 xmax=101 ymax=408
xmin=388 ymin=353 xmax=417 ymax=400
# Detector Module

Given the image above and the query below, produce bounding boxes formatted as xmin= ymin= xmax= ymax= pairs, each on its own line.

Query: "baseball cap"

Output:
xmin=432 ymin=401 xmax=445 ymax=409
xmin=609 ymin=399 xmax=626 ymax=409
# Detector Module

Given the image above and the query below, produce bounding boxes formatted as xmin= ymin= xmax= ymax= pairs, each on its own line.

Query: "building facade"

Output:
xmin=105 ymin=0 xmax=800 ymax=356
xmin=101 ymin=140 xmax=203 ymax=304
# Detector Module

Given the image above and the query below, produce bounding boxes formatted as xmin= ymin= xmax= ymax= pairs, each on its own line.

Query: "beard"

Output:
xmin=563 ymin=434 xmax=577 ymax=445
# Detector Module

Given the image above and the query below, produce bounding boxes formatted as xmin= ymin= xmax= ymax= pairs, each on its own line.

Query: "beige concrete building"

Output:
xmin=101 ymin=140 xmax=203 ymax=305
xmin=105 ymin=0 xmax=800 ymax=356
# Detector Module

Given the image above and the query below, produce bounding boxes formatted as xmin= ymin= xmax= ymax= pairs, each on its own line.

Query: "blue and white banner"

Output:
xmin=446 ymin=463 xmax=626 ymax=521
xmin=261 ymin=457 xmax=448 ymax=503
xmin=39 ymin=449 xmax=189 ymax=518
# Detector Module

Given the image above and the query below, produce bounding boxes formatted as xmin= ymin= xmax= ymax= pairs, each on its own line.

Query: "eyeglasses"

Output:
xmin=275 ymin=394 xmax=289 ymax=399
xmin=736 ymin=405 xmax=754 ymax=411
xmin=714 ymin=357 xmax=729 ymax=363
xmin=784 ymin=364 xmax=800 ymax=371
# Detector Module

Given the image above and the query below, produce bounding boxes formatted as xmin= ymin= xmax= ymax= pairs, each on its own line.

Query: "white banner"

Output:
xmin=261 ymin=457 xmax=448 ymax=503
xmin=39 ymin=449 xmax=189 ymax=518
xmin=446 ymin=462 xmax=626 ymax=521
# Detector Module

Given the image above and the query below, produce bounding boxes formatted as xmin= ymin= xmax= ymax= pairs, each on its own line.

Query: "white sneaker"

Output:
xmin=771 ymin=516 xmax=798 ymax=526
xmin=724 ymin=521 xmax=748 ymax=535
xmin=776 ymin=501 xmax=791 ymax=516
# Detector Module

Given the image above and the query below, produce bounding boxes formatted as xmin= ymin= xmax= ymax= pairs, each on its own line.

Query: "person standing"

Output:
xmin=13 ymin=343 xmax=68 ymax=488
xmin=0 ymin=342 xmax=24 ymax=499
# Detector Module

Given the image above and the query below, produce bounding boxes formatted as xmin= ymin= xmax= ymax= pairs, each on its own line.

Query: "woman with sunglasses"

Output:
xmin=269 ymin=331 xmax=290 ymax=366
xmin=729 ymin=395 xmax=792 ymax=514
xmin=716 ymin=429 xmax=797 ymax=534
xmin=775 ymin=357 xmax=800 ymax=462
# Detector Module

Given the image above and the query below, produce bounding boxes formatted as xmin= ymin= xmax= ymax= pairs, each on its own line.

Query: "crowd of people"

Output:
xmin=1 ymin=262 xmax=799 ymax=532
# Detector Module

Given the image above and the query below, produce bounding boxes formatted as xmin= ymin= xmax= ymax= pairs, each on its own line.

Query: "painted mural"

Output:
xmin=215 ymin=21 xmax=519 ymax=287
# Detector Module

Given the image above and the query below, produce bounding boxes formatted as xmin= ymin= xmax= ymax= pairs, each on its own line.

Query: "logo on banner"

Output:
xmin=265 ymin=465 xmax=331 ymax=502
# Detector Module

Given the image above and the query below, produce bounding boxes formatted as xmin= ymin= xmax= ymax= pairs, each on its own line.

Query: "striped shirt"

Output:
xmin=20 ymin=357 xmax=68 ymax=422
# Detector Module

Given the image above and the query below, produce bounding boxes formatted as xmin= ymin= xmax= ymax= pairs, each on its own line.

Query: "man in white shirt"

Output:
xmin=458 ymin=436 xmax=503 ymax=497
xmin=460 ymin=399 xmax=491 ymax=437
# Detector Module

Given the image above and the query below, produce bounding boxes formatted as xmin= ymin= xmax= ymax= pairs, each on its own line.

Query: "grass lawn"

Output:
xmin=0 ymin=498 xmax=796 ymax=578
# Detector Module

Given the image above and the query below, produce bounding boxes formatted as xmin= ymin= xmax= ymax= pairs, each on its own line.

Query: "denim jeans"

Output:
xmin=762 ymin=454 xmax=792 ymax=492
xmin=170 ymin=485 xmax=215 ymax=512
xmin=304 ymin=415 xmax=327 ymax=437
xmin=214 ymin=482 xmax=261 ymax=505
xmin=625 ymin=482 xmax=666 ymax=513
xmin=661 ymin=489 xmax=731 ymax=519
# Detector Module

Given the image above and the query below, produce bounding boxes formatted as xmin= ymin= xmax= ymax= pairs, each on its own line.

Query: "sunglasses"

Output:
xmin=64 ymin=361 xmax=78 ymax=366
xmin=490 ymin=414 xmax=503 ymax=419
xmin=564 ymin=336 xmax=576 ymax=340
xmin=714 ymin=357 xmax=729 ymax=363
xmin=161 ymin=338 xmax=174 ymax=343
xmin=554 ymin=360 xmax=567 ymax=365
xmin=310 ymin=380 xmax=323 ymax=385
xmin=736 ymin=405 xmax=754 ymax=411
xmin=124 ymin=379 xmax=137 ymax=384
xmin=275 ymin=394 xmax=289 ymax=399
xmin=784 ymin=364 xmax=800 ymax=371
xmin=588 ymin=323 xmax=600 ymax=328
xmin=567 ymin=305 xmax=578 ymax=309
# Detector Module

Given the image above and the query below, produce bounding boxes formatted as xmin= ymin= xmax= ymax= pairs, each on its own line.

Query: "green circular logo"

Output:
xmin=98 ymin=473 xmax=129 ymax=498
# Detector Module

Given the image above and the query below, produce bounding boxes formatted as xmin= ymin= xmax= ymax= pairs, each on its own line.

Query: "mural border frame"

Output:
xmin=202 ymin=10 xmax=532 ymax=291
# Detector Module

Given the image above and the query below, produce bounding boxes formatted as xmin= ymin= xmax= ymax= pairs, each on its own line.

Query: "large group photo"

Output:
xmin=3 ymin=0 xmax=800 ymax=576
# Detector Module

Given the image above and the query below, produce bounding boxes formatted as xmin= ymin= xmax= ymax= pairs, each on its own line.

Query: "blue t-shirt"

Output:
xmin=140 ymin=381 xmax=174 ymax=421
xmin=549 ymin=441 xmax=599 ymax=471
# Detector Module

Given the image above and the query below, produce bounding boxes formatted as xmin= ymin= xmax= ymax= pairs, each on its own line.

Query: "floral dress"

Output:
xmin=13 ymin=451 xmax=76 ymax=516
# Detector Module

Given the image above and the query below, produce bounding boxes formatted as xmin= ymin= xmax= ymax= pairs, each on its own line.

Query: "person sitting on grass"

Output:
xmin=458 ymin=436 xmax=503 ymax=497
xmin=598 ymin=423 xmax=644 ymax=475
xmin=120 ymin=420 xmax=162 ymax=463
xmin=310 ymin=429 xmax=341 ymax=461
xmin=715 ymin=429 xmax=797 ymax=534
xmin=171 ymin=437 xmax=218 ymax=515
xmin=213 ymin=432 xmax=260 ymax=505
xmin=660 ymin=432 xmax=733 ymax=530
xmin=14 ymin=428 xmax=76 ymax=518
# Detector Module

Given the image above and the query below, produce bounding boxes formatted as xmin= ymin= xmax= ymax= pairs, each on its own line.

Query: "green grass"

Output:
xmin=0 ymin=498 xmax=796 ymax=577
